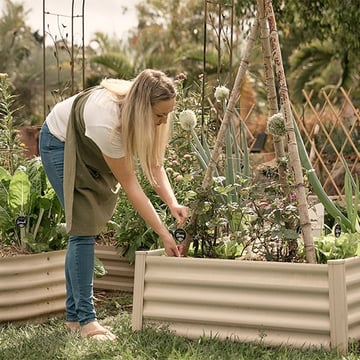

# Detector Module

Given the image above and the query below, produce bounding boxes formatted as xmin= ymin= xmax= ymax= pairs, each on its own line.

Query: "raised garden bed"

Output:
xmin=132 ymin=249 xmax=360 ymax=354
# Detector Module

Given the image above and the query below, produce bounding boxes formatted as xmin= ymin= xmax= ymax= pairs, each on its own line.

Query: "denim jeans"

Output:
xmin=39 ymin=122 xmax=97 ymax=326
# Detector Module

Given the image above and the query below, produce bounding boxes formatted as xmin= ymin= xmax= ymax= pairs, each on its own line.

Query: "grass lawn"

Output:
xmin=1 ymin=290 xmax=360 ymax=360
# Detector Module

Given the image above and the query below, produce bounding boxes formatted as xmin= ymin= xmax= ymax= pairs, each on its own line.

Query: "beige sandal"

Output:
xmin=82 ymin=328 xmax=117 ymax=341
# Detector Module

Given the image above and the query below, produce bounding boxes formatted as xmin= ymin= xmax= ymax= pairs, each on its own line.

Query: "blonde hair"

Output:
xmin=100 ymin=69 xmax=176 ymax=186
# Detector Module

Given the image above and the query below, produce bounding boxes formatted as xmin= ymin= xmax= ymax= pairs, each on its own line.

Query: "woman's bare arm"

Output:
xmin=103 ymin=154 xmax=181 ymax=256
xmin=152 ymin=165 xmax=188 ymax=227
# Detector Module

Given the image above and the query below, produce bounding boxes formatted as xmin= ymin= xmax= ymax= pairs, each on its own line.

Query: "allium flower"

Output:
xmin=179 ymin=109 xmax=197 ymax=131
xmin=267 ymin=112 xmax=286 ymax=137
xmin=175 ymin=72 xmax=187 ymax=80
xmin=214 ymin=85 xmax=230 ymax=101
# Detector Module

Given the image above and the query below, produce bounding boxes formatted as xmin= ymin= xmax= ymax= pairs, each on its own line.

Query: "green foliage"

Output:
xmin=0 ymin=73 xmax=26 ymax=174
xmin=0 ymin=159 xmax=66 ymax=253
xmin=107 ymin=173 xmax=164 ymax=264
xmin=187 ymin=172 xmax=302 ymax=262
xmin=293 ymin=113 xmax=353 ymax=231
xmin=0 ymin=305 xmax=350 ymax=360
xmin=0 ymin=73 xmax=66 ymax=253
xmin=94 ymin=256 xmax=107 ymax=278
xmin=90 ymin=52 xmax=134 ymax=78
xmin=343 ymin=167 xmax=360 ymax=233
xmin=314 ymin=231 xmax=360 ymax=264
xmin=107 ymin=164 xmax=195 ymax=264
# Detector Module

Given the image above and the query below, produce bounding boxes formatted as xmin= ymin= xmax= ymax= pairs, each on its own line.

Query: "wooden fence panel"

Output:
xmin=291 ymin=88 xmax=360 ymax=197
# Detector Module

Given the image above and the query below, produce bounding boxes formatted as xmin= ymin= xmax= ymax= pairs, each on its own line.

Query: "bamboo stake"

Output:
xmin=264 ymin=0 xmax=316 ymax=263
xmin=257 ymin=0 xmax=288 ymax=193
xmin=182 ymin=17 xmax=260 ymax=254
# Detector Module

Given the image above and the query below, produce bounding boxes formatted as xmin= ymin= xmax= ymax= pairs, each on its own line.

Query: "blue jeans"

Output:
xmin=39 ymin=122 xmax=97 ymax=326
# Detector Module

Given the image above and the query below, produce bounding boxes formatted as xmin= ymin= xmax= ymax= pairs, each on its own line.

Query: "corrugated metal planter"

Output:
xmin=0 ymin=250 xmax=66 ymax=323
xmin=132 ymin=249 xmax=360 ymax=354
xmin=0 ymin=245 xmax=134 ymax=323
xmin=94 ymin=245 xmax=134 ymax=292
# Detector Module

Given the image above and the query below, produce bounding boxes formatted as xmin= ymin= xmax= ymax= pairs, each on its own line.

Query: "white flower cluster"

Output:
xmin=179 ymin=109 xmax=197 ymax=131
xmin=214 ymin=85 xmax=230 ymax=101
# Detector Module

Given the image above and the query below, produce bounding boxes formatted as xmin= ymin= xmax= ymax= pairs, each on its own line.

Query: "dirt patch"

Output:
xmin=0 ymin=244 xmax=32 ymax=258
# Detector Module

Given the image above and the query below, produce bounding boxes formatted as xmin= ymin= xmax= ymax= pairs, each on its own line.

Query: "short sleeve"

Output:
xmin=85 ymin=125 xmax=125 ymax=158
xmin=83 ymin=88 xmax=125 ymax=158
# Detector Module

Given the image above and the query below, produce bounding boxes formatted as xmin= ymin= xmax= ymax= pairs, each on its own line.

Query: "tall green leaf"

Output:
xmin=8 ymin=168 xmax=30 ymax=216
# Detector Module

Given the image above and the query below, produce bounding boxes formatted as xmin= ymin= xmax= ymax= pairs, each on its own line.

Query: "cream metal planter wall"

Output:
xmin=0 ymin=250 xmax=66 ymax=322
xmin=0 ymin=245 xmax=134 ymax=323
xmin=132 ymin=249 xmax=360 ymax=354
xmin=94 ymin=245 xmax=134 ymax=292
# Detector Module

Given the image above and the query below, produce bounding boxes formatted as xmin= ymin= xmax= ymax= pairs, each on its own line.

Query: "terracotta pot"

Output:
xmin=132 ymin=249 xmax=360 ymax=354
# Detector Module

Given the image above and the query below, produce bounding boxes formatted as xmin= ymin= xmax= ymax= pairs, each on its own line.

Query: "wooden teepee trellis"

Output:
xmin=184 ymin=0 xmax=316 ymax=263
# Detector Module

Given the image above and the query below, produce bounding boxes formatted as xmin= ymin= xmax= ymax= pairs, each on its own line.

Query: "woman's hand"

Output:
xmin=103 ymin=157 xmax=188 ymax=257
xmin=169 ymin=203 xmax=189 ymax=228
xmin=161 ymin=232 xmax=184 ymax=257
xmin=151 ymin=166 xmax=189 ymax=227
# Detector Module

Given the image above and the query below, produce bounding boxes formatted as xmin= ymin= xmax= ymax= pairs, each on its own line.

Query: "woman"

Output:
xmin=39 ymin=69 xmax=188 ymax=341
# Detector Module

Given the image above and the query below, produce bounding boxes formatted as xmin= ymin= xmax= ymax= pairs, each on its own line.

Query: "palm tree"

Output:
xmin=288 ymin=40 xmax=360 ymax=105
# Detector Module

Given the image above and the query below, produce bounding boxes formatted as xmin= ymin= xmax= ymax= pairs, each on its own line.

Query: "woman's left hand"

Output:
xmin=169 ymin=204 xmax=189 ymax=227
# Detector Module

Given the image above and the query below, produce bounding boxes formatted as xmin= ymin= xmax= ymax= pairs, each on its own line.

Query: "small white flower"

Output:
xmin=179 ymin=109 xmax=197 ymax=131
xmin=214 ymin=85 xmax=230 ymax=101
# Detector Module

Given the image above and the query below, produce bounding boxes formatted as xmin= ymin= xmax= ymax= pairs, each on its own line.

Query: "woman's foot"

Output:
xmin=80 ymin=321 xmax=117 ymax=341
xmin=65 ymin=321 xmax=80 ymax=332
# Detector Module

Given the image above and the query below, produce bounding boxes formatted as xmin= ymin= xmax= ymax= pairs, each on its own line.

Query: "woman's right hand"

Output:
xmin=161 ymin=232 xmax=183 ymax=257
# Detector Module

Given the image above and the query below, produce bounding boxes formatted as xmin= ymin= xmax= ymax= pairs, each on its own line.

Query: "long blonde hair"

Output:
xmin=100 ymin=69 xmax=176 ymax=185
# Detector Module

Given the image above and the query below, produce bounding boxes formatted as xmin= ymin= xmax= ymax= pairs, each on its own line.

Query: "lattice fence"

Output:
xmin=292 ymin=88 xmax=360 ymax=197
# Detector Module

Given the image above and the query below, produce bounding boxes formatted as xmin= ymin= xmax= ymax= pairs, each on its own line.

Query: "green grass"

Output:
xmin=1 ymin=291 xmax=360 ymax=360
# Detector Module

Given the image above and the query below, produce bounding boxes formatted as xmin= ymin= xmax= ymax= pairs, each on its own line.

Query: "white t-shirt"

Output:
xmin=45 ymin=88 xmax=125 ymax=158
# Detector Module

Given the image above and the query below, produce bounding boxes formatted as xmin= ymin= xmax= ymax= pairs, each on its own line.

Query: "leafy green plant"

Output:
xmin=173 ymin=79 xmax=303 ymax=261
xmin=106 ymin=176 xmax=163 ymax=263
xmin=313 ymin=231 xmax=360 ymax=264
xmin=0 ymin=158 xmax=66 ymax=252
xmin=0 ymin=73 xmax=66 ymax=253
